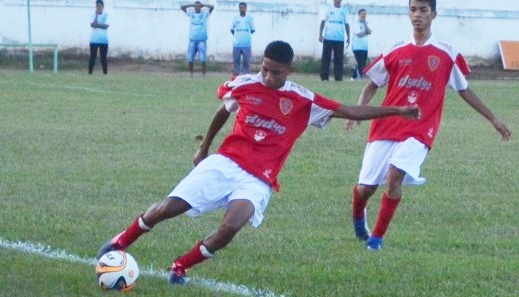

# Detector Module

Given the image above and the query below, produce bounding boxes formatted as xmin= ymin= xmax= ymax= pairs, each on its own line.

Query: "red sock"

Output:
xmin=175 ymin=241 xmax=213 ymax=270
xmin=372 ymin=193 xmax=401 ymax=238
xmin=115 ymin=215 xmax=151 ymax=249
xmin=352 ymin=185 xmax=368 ymax=220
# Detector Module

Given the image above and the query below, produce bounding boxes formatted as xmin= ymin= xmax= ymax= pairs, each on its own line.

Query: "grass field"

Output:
xmin=0 ymin=69 xmax=518 ymax=297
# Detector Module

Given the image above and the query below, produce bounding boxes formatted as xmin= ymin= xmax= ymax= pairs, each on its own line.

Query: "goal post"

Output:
xmin=0 ymin=43 xmax=59 ymax=73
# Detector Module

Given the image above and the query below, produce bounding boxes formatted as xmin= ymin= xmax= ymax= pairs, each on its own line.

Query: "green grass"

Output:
xmin=0 ymin=70 xmax=518 ymax=297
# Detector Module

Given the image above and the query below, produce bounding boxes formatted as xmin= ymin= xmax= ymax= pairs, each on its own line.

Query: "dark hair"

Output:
xmin=358 ymin=8 xmax=366 ymax=14
xmin=239 ymin=2 xmax=247 ymax=6
xmin=264 ymin=41 xmax=294 ymax=65
xmin=96 ymin=0 xmax=104 ymax=5
xmin=409 ymin=0 xmax=436 ymax=12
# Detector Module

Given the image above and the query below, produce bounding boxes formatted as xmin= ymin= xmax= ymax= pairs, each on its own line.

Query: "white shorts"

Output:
xmin=168 ymin=154 xmax=272 ymax=228
xmin=358 ymin=137 xmax=429 ymax=186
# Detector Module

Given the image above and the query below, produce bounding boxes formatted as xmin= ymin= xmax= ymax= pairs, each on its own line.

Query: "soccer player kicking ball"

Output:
xmin=346 ymin=0 xmax=512 ymax=251
xmin=97 ymin=41 xmax=420 ymax=285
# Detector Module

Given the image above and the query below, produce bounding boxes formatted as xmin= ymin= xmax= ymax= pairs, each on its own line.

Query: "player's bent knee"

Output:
xmin=148 ymin=197 xmax=190 ymax=220
xmin=357 ymin=184 xmax=377 ymax=198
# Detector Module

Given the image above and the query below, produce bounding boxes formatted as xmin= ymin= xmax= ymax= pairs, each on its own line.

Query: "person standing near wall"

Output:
xmin=319 ymin=0 xmax=350 ymax=82
xmin=181 ymin=1 xmax=215 ymax=77
xmin=351 ymin=8 xmax=371 ymax=80
xmin=89 ymin=0 xmax=109 ymax=75
xmin=230 ymin=2 xmax=255 ymax=80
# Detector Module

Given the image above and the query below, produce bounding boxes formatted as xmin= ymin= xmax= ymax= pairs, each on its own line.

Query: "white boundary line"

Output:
xmin=0 ymin=237 xmax=285 ymax=297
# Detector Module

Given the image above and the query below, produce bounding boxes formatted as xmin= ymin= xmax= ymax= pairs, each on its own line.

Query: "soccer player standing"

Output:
xmin=97 ymin=41 xmax=420 ymax=285
xmin=347 ymin=0 xmax=512 ymax=251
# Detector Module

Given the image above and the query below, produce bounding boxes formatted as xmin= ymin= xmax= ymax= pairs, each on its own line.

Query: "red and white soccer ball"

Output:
xmin=96 ymin=250 xmax=140 ymax=292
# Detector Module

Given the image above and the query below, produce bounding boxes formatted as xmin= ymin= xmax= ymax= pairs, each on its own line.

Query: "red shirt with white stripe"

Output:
xmin=364 ymin=35 xmax=471 ymax=148
xmin=217 ymin=73 xmax=341 ymax=191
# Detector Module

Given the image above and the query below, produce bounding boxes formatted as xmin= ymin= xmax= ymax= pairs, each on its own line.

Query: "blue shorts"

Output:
xmin=187 ymin=40 xmax=207 ymax=62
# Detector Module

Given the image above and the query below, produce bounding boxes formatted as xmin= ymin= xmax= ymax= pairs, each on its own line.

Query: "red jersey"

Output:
xmin=216 ymin=73 xmax=341 ymax=191
xmin=364 ymin=35 xmax=471 ymax=148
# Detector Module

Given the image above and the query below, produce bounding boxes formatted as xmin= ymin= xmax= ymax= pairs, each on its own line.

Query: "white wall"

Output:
xmin=1 ymin=0 xmax=519 ymax=64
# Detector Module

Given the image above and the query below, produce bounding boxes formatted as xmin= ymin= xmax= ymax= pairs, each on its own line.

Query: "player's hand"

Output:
xmin=193 ymin=147 xmax=208 ymax=166
xmin=319 ymin=36 xmax=324 ymax=43
xmin=492 ymin=119 xmax=512 ymax=141
xmin=399 ymin=105 xmax=421 ymax=119
xmin=345 ymin=120 xmax=360 ymax=131
xmin=193 ymin=135 xmax=208 ymax=165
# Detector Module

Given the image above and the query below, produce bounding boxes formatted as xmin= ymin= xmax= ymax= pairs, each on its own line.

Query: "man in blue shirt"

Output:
xmin=319 ymin=0 xmax=350 ymax=81
xmin=181 ymin=1 xmax=215 ymax=76
xmin=351 ymin=8 xmax=371 ymax=80
xmin=230 ymin=2 xmax=255 ymax=79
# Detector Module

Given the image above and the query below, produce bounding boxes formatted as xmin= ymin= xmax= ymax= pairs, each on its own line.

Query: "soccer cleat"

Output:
xmin=96 ymin=233 xmax=124 ymax=260
xmin=168 ymin=261 xmax=188 ymax=285
xmin=353 ymin=210 xmax=371 ymax=241
xmin=366 ymin=236 xmax=383 ymax=251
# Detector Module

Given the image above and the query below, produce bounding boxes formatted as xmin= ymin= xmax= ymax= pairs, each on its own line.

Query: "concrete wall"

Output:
xmin=1 ymin=0 xmax=519 ymax=64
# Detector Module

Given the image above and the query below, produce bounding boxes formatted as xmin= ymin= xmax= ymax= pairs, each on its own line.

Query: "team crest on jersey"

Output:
xmin=407 ymin=90 xmax=418 ymax=104
xmin=428 ymin=56 xmax=440 ymax=71
xmin=253 ymin=129 xmax=267 ymax=142
xmin=279 ymin=97 xmax=293 ymax=115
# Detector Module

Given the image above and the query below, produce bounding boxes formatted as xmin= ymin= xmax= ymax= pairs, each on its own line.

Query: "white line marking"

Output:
xmin=0 ymin=237 xmax=285 ymax=297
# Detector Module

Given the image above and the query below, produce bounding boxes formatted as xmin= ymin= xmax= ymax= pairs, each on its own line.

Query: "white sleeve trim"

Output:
xmin=448 ymin=65 xmax=469 ymax=91
xmin=223 ymin=97 xmax=239 ymax=112
xmin=366 ymin=59 xmax=390 ymax=87
xmin=309 ymin=104 xmax=335 ymax=128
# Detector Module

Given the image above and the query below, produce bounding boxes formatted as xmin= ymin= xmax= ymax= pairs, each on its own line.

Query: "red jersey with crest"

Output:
xmin=216 ymin=73 xmax=341 ymax=191
xmin=364 ymin=35 xmax=470 ymax=148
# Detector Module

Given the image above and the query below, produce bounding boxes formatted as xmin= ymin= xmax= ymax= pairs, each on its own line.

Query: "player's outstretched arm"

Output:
xmin=194 ymin=104 xmax=231 ymax=165
xmin=458 ymin=88 xmax=512 ymax=141
xmin=332 ymin=104 xmax=421 ymax=121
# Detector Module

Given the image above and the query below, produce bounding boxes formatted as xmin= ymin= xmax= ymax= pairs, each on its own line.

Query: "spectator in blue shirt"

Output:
xmin=351 ymin=9 xmax=371 ymax=80
xmin=181 ymin=1 xmax=215 ymax=76
xmin=89 ymin=0 xmax=109 ymax=75
xmin=319 ymin=0 xmax=350 ymax=81
xmin=230 ymin=2 xmax=255 ymax=79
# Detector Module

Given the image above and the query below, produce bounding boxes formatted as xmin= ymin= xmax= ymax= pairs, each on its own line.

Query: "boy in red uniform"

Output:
xmin=97 ymin=41 xmax=420 ymax=284
xmin=347 ymin=0 xmax=512 ymax=250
